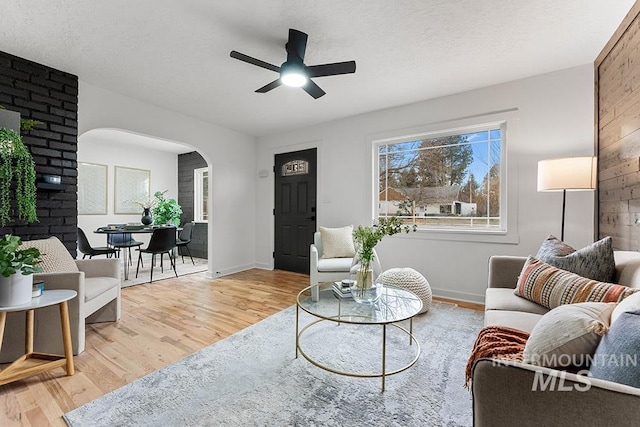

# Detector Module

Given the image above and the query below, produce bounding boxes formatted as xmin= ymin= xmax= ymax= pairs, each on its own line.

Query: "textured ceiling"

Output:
xmin=0 ymin=1 xmax=635 ymax=138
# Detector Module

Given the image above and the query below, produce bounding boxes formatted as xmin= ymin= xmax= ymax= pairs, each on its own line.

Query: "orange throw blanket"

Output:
xmin=464 ymin=325 xmax=529 ymax=389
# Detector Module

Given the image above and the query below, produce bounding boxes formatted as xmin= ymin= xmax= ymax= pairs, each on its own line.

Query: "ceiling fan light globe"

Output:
xmin=281 ymin=71 xmax=307 ymax=87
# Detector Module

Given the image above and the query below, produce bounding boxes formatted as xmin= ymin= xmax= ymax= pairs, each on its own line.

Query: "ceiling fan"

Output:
xmin=230 ymin=28 xmax=356 ymax=99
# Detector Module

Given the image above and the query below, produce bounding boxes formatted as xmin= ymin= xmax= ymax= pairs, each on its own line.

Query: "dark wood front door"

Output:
xmin=274 ymin=148 xmax=317 ymax=274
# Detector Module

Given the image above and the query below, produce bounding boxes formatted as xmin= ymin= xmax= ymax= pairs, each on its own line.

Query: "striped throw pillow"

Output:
xmin=515 ymin=256 xmax=638 ymax=309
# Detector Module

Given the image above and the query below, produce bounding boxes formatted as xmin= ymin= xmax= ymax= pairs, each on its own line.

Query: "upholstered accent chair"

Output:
xmin=0 ymin=236 xmax=121 ymax=363
xmin=311 ymin=225 xmax=384 ymax=301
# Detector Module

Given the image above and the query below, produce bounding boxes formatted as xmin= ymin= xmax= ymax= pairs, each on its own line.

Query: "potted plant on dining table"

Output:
xmin=351 ymin=216 xmax=417 ymax=303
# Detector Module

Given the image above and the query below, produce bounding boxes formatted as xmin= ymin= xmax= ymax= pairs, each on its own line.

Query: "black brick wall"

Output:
xmin=178 ymin=151 xmax=208 ymax=258
xmin=0 ymin=51 xmax=78 ymax=255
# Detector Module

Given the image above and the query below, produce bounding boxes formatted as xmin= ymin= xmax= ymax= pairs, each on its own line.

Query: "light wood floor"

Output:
xmin=0 ymin=269 xmax=483 ymax=426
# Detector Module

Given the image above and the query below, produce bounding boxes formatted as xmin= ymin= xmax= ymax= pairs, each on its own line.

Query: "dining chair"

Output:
xmin=135 ymin=227 xmax=178 ymax=283
xmin=176 ymin=222 xmax=195 ymax=265
xmin=77 ymin=227 xmax=118 ymax=259
xmin=107 ymin=232 xmax=144 ymax=266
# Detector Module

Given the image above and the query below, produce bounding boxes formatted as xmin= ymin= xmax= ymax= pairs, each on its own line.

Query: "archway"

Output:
xmin=77 ymin=128 xmax=212 ymax=283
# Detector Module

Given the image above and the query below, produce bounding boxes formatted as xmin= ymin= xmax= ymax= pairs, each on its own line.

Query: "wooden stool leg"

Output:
xmin=59 ymin=301 xmax=74 ymax=376
xmin=0 ymin=312 xmax=6 ymax=352
xmin=26 ymin=309 xmax=34 ymax=354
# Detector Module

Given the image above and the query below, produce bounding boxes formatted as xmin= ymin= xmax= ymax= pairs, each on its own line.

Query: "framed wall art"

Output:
xmin=114 ymin=166 xmax=151 ymax=214
xmin=78 ymin=162 xmax=108 ymax=215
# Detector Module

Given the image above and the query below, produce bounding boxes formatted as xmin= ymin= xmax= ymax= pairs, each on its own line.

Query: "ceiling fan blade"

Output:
xmin=255 ymin=79 xmax=282 ymax=93
xmin=286 ymin=29 xmax=308 ymax=62
xmin=230 ymin=51 xmax=280 ymax=73
xmin=302 ymin=79 xmax=326 ymax=99
xmin=306 ymin=61 xmax=356 ymax=78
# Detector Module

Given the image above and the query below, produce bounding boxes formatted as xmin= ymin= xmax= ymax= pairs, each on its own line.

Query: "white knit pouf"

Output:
xmin=376 ymin=268 xmax=432 ymax=314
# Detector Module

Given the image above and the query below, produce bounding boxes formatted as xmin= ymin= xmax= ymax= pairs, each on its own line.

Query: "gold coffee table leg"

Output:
xmin=381 ymin=324 xmax=387 ymax=392
xmin=295 ymin=303 xmax=299 ymax=358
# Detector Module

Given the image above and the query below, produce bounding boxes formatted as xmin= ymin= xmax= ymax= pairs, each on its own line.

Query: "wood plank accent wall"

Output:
xmin=596 ymin=2 xmax=640 ymax=250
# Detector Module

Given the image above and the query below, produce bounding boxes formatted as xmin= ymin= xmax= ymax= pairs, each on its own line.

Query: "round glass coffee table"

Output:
xmin=296 ymin=283 xmax=422 ymax=391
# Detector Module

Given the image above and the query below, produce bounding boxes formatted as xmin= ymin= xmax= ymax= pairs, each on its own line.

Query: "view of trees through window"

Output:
xmin=378 ymin=126 xmax=502 ymax=229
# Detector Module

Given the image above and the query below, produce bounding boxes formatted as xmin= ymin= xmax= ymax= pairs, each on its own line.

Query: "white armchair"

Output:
xmin=310 ymin=225 xmax=384 ymax=300
xmin=310 ymin=231 xmax=354 ymax=300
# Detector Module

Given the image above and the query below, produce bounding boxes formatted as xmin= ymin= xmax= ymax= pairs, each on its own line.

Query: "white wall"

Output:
xmin=78 ymin=82 xmax=257 ymax=277
xmin=255 ymin=65 xmax=596 ymax=302
xmin=77 ymin=137 xmax=179 ymax=249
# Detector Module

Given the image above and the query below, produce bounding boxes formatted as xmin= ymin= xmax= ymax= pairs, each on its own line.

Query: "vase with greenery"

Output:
xmin=151 ymin=190 xmax=183 ymax=226
xmin=351 ymin=216 xmax=417 ymax=302
xmin=0 ymin=234 xmax=42 ymax=306
xmin=135 ymin=196 xmax=158 ymax=225
xmin=0 ymin=128 xmax=38 ymax=227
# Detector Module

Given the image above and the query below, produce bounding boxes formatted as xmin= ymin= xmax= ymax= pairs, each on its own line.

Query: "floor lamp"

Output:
xmin=537 ymin=156 xmax=597 ymax=242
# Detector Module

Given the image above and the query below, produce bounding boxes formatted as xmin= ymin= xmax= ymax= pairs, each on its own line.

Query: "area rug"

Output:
xmin=120 ymin=256 xmax=208 ymax=288
xmin=64 ymin=302 xmax=483 ymax=426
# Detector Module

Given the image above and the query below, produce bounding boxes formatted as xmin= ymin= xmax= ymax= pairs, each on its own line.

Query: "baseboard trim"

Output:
xmin=209 ymin=263 xmax=257 ymax=278
xmin=431 ymin=287 xmax=485 ymax=304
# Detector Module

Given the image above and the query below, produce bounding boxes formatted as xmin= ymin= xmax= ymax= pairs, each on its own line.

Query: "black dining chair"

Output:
xmin=176 ymin=222 xmax=195 ymax=265
xmin=135 ymin=227 xmax=178 ymax=283
xmin=78 ymin=227 xmax=118 ymax=259
xmin=108 ymin=232 xmax=144 ymax=266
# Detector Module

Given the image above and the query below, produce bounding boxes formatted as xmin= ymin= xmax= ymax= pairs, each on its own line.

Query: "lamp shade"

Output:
xmin=537 ymin=156 xmax=597 ymax=192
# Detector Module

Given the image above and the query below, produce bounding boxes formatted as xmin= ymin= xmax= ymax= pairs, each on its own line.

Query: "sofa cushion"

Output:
xmin=484 ymin=310 xmax=543 ymax=334
xmin=84 ymin=277 xmax=120 ymax=301
xmin=536 ymin=235 xmax=615 ymax=283
xmin=317 ymin=257 xmax=353 ymax=272
xmin=485 ymin=288 xmax=549 ymax=315
xmin=523 ymin=302 xmax=614 ymax=367
xmin=514 ymin=256 xmax=638 ymax=309
xmin=612 ymin=292 xmax=640 ymax=324
xmin=319 ymin=226 xmax=355 ymax=259
xmin=19 ymin=236 xmax=79 ymax=273
xmin=613 ymin=251 xmax=640 ymax=288
xmin=590 ymin=309 xmax=640 ymax=388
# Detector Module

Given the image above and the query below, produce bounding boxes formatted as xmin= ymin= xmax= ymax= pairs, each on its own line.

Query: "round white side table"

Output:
xmin=0 ymin=289 xmax=77 ymax=385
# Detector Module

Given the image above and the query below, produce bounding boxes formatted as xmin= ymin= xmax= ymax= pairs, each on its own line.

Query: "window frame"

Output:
xmin=194 ymin=167 xmax=208 ymax=223
xmin=370 ymin=110 xmax=519 ymax=244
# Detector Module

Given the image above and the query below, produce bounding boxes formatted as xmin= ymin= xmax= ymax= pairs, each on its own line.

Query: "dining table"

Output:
xmin=94 ymin=225 xmax=179 ymax=280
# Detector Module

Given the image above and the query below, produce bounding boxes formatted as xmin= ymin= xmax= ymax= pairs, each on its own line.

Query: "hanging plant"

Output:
xmin=0 ymin=128 xmax=38 ymax=226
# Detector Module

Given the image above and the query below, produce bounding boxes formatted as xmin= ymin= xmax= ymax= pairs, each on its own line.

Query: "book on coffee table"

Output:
xmin=332 ymin=281 xmax=353 ymax=299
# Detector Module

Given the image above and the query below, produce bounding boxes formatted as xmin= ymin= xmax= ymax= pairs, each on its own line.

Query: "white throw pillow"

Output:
xmin=523 ymin=302 xmax=615 ymax=368
xmin=320 ymin=226 xmax=355 ymax=259
xmin=611 ymin=291 xmax=640 ymax=324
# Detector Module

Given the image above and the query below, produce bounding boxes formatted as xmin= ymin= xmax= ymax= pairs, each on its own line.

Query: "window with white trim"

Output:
xmin=194 ymin=167 xmax=208 ymax=222
xmin=377 ymin=123 xmax=505 ymax=232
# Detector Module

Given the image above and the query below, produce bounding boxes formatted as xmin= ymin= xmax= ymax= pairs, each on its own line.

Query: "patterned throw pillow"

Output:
xmin=590 ymin=309 xmax=640 ymax=388
xmin=523 ymin=302 xmax=615 ymax=367
xmin=319 ymin=226 xmax=355 ymax=259
xmin=536 ymin=235 xmax=615 ymax=283
xmin=514 ymin=256 xmax=637 ymax=309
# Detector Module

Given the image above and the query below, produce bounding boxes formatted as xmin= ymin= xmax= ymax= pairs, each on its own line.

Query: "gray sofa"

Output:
xmin=472 ymin=251 xmax=640 ymax=427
